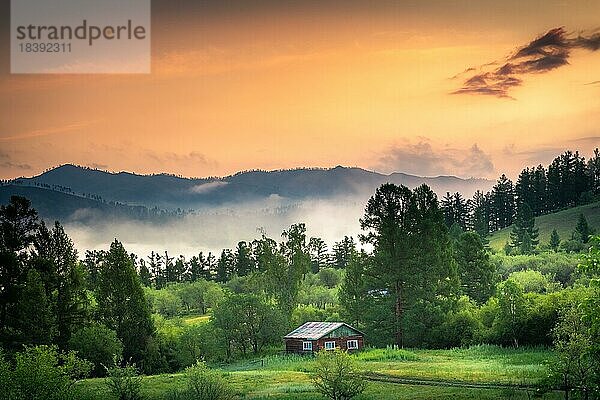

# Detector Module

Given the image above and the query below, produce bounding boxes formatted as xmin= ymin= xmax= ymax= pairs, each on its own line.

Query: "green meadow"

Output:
xmin=76 ymin=346 xmax=560 ymax=400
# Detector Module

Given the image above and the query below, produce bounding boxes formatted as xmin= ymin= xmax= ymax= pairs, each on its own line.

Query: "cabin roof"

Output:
xmin=284 ymin=321 xmax=363 ymax=340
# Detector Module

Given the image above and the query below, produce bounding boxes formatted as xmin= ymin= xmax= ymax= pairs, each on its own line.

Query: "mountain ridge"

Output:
xmin=6 ymin=163 xmax=494 ymax=211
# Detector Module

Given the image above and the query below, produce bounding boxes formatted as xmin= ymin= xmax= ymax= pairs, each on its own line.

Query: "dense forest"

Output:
xmin=0 ymin=148 xmax=599 ymax=399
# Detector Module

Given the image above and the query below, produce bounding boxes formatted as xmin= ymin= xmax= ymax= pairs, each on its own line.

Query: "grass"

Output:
xmin=181 ymin=314 xmax=210 ymax=325
xmin=488 ymin=200 xmax=600 ymax=251
xmin=76 ymin=345 xmax=559 ymax=399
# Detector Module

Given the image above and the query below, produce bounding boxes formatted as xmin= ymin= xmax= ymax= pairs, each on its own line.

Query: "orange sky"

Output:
xmin=1 ymin=0 xmax=599 ymax=180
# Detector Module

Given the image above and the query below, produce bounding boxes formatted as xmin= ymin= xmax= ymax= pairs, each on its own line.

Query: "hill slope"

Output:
xmin=11 ymin=164 xmax=493 ymax=209
xmin=0 ymin=185 xmax=156 ymax=223
xmin=488 ymin=201 xmax=600 ymax=250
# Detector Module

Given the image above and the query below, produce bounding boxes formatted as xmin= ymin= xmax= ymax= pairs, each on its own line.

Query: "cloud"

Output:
xmin=145 ymin=151 xmax=218 ymax=173
xmin=189 ymin=181 xmax=228 ymax=194
xmin=0 ymin=161 xmax=32 ymax=170
xmin=452 ymin=27 xmax=600 ymax=98
xmin=376 ymin=141 xmax=494 ymax=178
xmin=0 ymin=151 xmax=32 ymax=171
xmin=0 ymin=121 xmax=98 ymax=142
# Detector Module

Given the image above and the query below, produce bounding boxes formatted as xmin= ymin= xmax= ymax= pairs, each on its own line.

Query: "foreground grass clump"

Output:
xmin=167 ymin=362 xmax=236 ymax=400
xmin=355 ymin=346 xmax=419 ymax=362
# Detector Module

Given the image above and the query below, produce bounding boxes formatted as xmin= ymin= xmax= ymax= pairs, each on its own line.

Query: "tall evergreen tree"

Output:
xmin=359 ymin=183 xmax=456 ymax=347
xmin=32 ymin=221 xmax=89 ymax=348
xmin=550 ymin=229 xmax=561 ymax=252
xmin=510 ymin=203 xmax=539 ymax=254
xmin=470 ymin=190 xmax=490 ymax=237
xmin=234 ymin=241 xmax=254 ymax=277
xmin=338 ymin=250 xmax=366 ymax=327
xmin=455 ymin=232 xmax=495 ymax=304
xmin=96 ymin=240 xmax=154 ymax=366
xmin=588 ymin=148 xmax=600 ymax=196
xmin=216 ymin=249 xmax=234 ymax=282
xmin=308 ymin=237 xmax=329 ymax=273
xmin=138 ymin=259 xmax=152 ymax=287
xmin=14 ymin=269 xmax=54 ymax=346
xmin=491 ymin=174 xmax=515 ymax=230
xmin=330 ymin=236 xmax=356 ymax=269
xmin=574 ymin=213 xmax=593 ymax=244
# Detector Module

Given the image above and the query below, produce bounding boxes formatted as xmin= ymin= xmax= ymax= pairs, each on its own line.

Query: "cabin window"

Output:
xmin=325 ymin=341 xmax=336 ymax=350
xmin=347 ymin=340 xmax=359 ymax=350
xmin=302 ymin=341 xmax=313 ymax=351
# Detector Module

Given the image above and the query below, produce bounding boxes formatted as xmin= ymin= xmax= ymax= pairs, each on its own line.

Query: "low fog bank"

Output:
xmin=63 ymin=196 xmax=369 ymax=259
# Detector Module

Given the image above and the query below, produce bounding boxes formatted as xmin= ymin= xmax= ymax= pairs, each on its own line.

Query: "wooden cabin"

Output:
xmin=284 ymin=321 xmax=364 ymax=354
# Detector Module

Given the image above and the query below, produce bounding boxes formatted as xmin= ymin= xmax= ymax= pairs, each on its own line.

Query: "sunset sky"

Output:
xmin=1 ymin=0 xmax=599 ymax=180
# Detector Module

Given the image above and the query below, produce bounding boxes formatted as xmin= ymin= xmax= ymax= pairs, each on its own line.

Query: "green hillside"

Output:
xmin=488 ymin=201 xmax=600 ymax=251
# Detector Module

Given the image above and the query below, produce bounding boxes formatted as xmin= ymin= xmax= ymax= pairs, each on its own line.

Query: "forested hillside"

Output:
xmin=5 ymin=164 xmax=492 ymax=210
xmin=1 ymin=147 xmax=599 ymax=400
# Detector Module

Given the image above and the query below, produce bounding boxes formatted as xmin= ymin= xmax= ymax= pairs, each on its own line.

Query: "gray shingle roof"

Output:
xmin=284 ymin=321 xmax=360 ymax=340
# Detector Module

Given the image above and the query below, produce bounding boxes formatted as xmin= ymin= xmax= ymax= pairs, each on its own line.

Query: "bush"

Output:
xmin=311 ymin=350 xmax=366 ymax=400
xmin=1 ymin=345 xmax=91 ymax=400
xmin=167 ymin=362 xmax=236 ymax=400
xmin=69 ymin=323 xmax=123 ymax=376
xmin=106 ymin=364 xmax=143 ymax=400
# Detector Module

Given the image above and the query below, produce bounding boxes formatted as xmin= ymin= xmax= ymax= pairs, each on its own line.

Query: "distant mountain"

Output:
xmin=8 ymin=164 xmax=494 ymax=211
xmin=0 ymin=185 xmax=162 ymax=223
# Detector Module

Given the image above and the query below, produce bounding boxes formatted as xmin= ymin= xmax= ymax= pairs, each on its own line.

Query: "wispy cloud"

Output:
xmin=0 ymin=121 xmax=98 ymax=142
xmin=0 ymin=152 xmax=32 ymax=171
xmin=376 ymin=141 xmax=494 ymax=178
xmin=452 ymin=27 xmax=600 ymax=98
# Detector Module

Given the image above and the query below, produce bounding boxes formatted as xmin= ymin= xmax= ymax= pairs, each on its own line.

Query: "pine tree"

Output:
xmin=234 ymin=241 xmax=254 ymax=276
xmin=32 ymin=221 xmax=89 ymax=348
xmin=588 ymin=148 xmax=600 ymax=195
xmin=331 ymin=236 xmax=356 ymax=269
xmin=96 ymin=240 xmax=154 ymax=366
xmin=491 ymin=174 xmax=515 ymax=230
xmin=339 ymin=250 xmax=367 ymax=327
xmin=359 ymin=183 xmax=457 ymax=347
xmin=15 ymin=269 xmax=54 ymax=346
xmin=138 ymin=259 xmax=152 ymax=287
xmin=308 ymin=237 xmax=329 ymax=273
xmin=216 ymin=249 xmax=234 ymax=282
xmin=574 ymin=213 xmax=592 ymax=244
xmin=550 ymin=229 xmax=561 ymax=252
xmin=470 ymin=190 xmax=489 ymax=237
xmin=510 ymin=203 xmax=539 ymax=254
xmin=455 ymin=232 xmax=495 ymax=304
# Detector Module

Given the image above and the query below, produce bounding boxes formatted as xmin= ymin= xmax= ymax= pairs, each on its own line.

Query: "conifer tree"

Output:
xmin=550 ymin=229 xmax=561 ymax=252
xmin=574 ymin=213 xmax=593 ymax=244
xmin=510 ymin=203 xmax=539 ymax=254
xmin=96 ymin=240 xmax=154 ymax=366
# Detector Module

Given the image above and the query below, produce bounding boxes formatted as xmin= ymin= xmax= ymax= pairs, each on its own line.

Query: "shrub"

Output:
xmin=106 ymin=364 xmax=143 ymax=400
xmin=69 ymin=323 xmax=123 ymax=376
xmin=311 ymin=350 xmax=366 ymax=400
xmin=2 ymin=345 xmax=92 ymax=400
xmin=167 ymin=361 xmax=236 ymax=400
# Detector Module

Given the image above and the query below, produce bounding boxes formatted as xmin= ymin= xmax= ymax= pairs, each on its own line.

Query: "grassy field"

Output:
xmin=76 ymin=345 xmax=560 ymax=400
xmin=489 ymin=200 xmax=600 ymax=251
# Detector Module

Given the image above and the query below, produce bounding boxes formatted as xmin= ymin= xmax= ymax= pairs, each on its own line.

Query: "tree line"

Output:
xmin=442 ymin=148 xmax=600 ymax=237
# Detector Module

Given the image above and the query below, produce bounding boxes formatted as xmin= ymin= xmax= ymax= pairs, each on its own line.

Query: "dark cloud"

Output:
xmin=377 ymin=142 xmax=494 ymax=178
xmin=453 ymin=27 xmax=600 ymax=98
xmin=0 ymin=161 xmax=32 ymax=171
xmin=0 ymin=151 xmax=31 ymax=171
